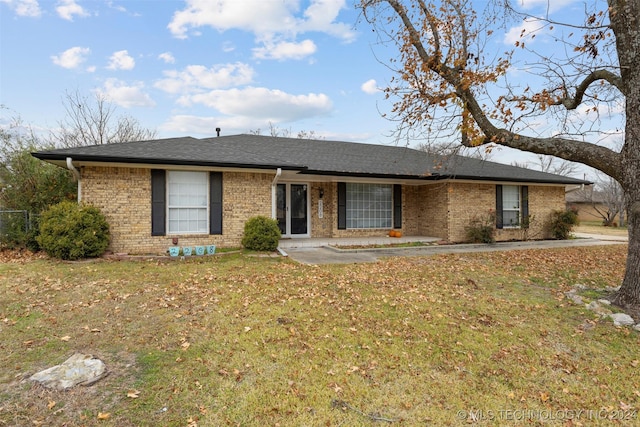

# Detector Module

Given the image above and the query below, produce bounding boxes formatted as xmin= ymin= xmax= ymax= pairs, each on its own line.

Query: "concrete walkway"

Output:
xmin=282 ymin=234 xmax=627 ymax=265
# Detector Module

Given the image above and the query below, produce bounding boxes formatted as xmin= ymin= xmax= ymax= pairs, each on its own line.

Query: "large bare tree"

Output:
xmin=50 ymin=90 xmax=157 ymax=147
xmin=360 ymin=0 xmax=640 ymax=309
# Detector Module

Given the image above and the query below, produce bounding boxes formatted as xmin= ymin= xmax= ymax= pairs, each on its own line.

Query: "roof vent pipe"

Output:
xmin=216 ymin=127 xmax=221 ymax=137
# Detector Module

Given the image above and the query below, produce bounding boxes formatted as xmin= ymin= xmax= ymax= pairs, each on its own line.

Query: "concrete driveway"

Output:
xmin=282 ymin=235 xmax=627 ymax=265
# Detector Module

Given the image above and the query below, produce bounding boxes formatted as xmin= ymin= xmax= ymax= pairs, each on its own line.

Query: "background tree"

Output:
xmin=512 ymin=154 xmax=581 ymax=177
xmin=0 ymin=114 xmax=76 ymax=213
xmin=594 ymin=173 xmax=626 ymax=226
xmin=0 ymin=113 xmax=76 ymax=248
xmin=360 ymin=0 xmax=640 ymax=309
xmin=249 ymin=122 xmax=323 ymax=139
xmin=418 ymin=140 xmax=494 ymax=161
xmin=50 ymin=90 xmax=157 ymax=147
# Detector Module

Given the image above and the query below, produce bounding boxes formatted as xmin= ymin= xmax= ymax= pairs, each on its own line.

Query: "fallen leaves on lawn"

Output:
xmin=0 ymin=245 xmax=631 ymax=426
xmin=97 ymin=412 xmax=110 ymax=420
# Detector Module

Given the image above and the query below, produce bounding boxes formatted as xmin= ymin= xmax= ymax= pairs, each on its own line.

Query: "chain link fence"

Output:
xmin=0 ymin=210 xmax=39 ymax=248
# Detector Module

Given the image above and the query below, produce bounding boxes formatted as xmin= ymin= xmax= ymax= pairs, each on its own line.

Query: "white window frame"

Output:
xmin=346 ymin=183 xmax=393 ymax=229
xmin=502 ymin=185 xmax=521 ymax=228
xmin=167 ymin=171 xmax=209 ymax=234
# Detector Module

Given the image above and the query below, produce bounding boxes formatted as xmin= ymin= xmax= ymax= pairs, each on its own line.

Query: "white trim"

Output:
xmin=56 ymin=160 xmax=575 ymax=188
xmin=166 ymin=170 xmax=209 ymax=235
xmin=271 ymin=168 xmax=282 ymax=220
xmin=277 ymin=182 xmax=311 ymax=238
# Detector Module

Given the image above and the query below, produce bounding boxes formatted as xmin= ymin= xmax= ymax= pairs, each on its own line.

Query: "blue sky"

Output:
xmin=0 ymin=0 xmax=621 ymax=177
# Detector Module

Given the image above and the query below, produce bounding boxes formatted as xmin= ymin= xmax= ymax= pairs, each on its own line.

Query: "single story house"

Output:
xmin=32 ymin=134 xmax=589 ymax=255
xmin=566 ymin=186 xmax=625 ymax=224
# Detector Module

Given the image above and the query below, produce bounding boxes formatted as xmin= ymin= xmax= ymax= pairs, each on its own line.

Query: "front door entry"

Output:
xmin=276 ymin=183 xmax=308 ymax=237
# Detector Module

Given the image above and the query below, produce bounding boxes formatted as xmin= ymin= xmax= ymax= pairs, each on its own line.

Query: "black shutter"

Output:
xmin=521 ymin=186 xmax=529 ymax=225
xmin=393 ymin=184 xmax=402 ymax=229
xmin=337 ymin=182 xmax=346 ymax=230
xmin=151 ymin=169 xmax=166 ymax=236
xmin=495 ymin=185 xmax=503 ymax=229
xmin=210 ymin=172 xmax=223 ymax=235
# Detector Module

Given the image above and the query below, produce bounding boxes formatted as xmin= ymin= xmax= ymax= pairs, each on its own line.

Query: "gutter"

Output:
xmin=271 ymin=168 xmax=282 ymax=219
xmin=66 ymin=157 xmax=82 ymax=202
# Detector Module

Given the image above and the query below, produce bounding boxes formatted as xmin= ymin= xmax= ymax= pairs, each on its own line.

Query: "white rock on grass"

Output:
xmin=29 ymin=353 xmax=107 ymax=390
xmin=585 ymin=301 xmax=612 ymax=317
xmin=610 ymin=313 xmax=635 ymax=327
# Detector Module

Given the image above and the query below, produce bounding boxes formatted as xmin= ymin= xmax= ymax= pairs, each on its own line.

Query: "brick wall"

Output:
xmin=222 ymin=172 xmax=272 ymax=244
xmin=403 ymin=183 xmax=450 ymax=239
xmin=81 ymin=167 xmax=272 ymax=255
xmin=310 ymin=182 xmax=334 ymax=238
xmin=445 ymin=182 xmax=567 ymax=242
xmin=81 ymin=165 xmax=568 ymax=253
xmin=447 ymin=182 xmax=496 ymax=242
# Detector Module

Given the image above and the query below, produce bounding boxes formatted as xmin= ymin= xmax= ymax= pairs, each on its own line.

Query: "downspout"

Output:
xmin=271 ymin=168 xmax=282 ymax=219
xmin=66 ymin=157 xmax=81 ymax=202
xmin=271 ymin=168 xmax=288 ymax=257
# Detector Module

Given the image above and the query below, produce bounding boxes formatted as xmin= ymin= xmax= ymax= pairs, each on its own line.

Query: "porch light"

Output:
xmin=319 ymin=188 xmax=324 ymax=199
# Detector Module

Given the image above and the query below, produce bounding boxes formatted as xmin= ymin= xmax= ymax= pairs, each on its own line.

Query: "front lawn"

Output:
xmin=0 ymin=245 xmax=637 ymax=426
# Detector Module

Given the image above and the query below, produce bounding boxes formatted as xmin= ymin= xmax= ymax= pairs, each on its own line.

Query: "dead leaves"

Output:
xmin=97 ymin=411 xmax=110 ymax=420
xmin=0 ymin=245 xmax=633 ymax=426
xmin=0 ymin=248 xmax=45 ymax=264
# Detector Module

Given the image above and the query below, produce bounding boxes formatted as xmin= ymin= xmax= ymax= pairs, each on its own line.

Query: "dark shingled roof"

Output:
xmin=32 ymin=134 xmax=589 ymax=185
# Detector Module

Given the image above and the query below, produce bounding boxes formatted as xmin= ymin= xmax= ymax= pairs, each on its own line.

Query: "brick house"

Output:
xmin=33 ymin=134 xmax=588 ymax=255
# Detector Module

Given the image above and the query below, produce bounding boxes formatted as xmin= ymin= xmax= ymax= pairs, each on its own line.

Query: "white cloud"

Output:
xmin=158 ymin=52 xmax=175 ymax=64
xmin=300 ymin=0 xmax=354 ymax=41
xmin=95 ymin=78 xmax=155 ymax=108
xmin=360 ymin=79 xmax=379 ymax=94
xmin=160 ymin=114 xmax=258 ymax=135
xmin=107 ymin=50 xmax=135 ymax=70
xmin=106 ymin=1 xmax=126 ymax=13
xmin=155 ymin=63 xmax=255 ymax=94
xmin=0 ymin=0 xmax=41 ymax=17
xmin=168 ymin=0 xmax=295 ymax=39
xmin=51 ymin=46 xmax=90 ymax=69
xmin=253 ymin=39 xmax=317 ymax=60
xmin=504 ymin=18 xmax=549 ymax=46
xmin=167 ymin=0 xmax=356 ymax=57
xmin=185 ymin=86 xmax=333 ymax=121
xmin=56 ymin=0 xmax=88 ymax=21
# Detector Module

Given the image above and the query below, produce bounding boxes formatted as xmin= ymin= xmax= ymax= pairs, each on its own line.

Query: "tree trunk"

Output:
xmin=614 ymin=196 xmax=640 ymax=309
xmin=610 ymin=0 xmax=640 ymax=309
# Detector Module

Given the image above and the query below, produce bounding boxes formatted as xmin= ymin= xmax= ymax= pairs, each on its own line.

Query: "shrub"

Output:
xmin=37 ymin=201 xmax=110 ymax=260
xmin=465 ymin=211 xmax=496 ymax=244
xmin=241 ymin=216 xmax=281 ymax=252
xmin=549 ymin=208 xmax=579 ymax=240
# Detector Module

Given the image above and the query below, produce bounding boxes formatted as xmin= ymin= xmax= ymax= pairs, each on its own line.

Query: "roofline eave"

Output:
xmin=31 ymin=153 xmax=307 ymax=172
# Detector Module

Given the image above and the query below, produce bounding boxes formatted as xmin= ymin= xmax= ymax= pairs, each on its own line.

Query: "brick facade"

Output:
xmin=81 ymin=166 xmax=272 ymax=255
xmin=81 ymin=166 xmax=568 ymax=254
xmin=446 ymin=182 xmax=566 ymax=242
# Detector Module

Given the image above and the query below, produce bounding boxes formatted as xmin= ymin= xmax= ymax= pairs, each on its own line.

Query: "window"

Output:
xmin=167 ymin=171 xmax=208 ymax=234
xmin=502 ymin=185 xmax=520 ymax=227
xmin=346 ymin=183 xmax=393 ymax=229
xmin=496 ymin=185 xmax=528 ymax=229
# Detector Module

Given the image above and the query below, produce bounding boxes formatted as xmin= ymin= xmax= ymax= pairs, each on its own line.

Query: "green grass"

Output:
xmin=0 ymin=245 xmax=638 ymax=426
